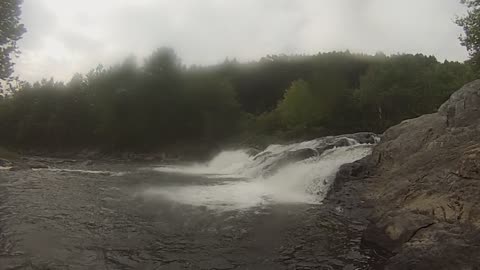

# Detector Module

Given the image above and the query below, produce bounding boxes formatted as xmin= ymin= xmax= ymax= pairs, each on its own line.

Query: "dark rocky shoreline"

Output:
xmin=332 ymin=80 xmax=480 ymax=269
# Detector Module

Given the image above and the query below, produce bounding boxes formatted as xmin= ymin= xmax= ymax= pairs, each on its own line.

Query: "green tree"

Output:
xmin=457 ymin=0 xmax=480 ymax=68
xmin=357 ymin=54 xmax=474 ymax=131
xmin=276 ymin=80 xmax=320 ymax=129
xmin=0 ymin=0 xmax=26 ymax=94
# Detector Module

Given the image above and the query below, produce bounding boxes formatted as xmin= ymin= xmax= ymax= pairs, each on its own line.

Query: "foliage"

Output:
xmin=0 ymin=0 xmax=26 ymax=95
xmin=457 ymin=0 xmax=480 ymax=68
xmin=0 ymin=50 xmax=474 ymax=153
xmin=276 ymin=80 xmax=317 ymax=129
xmin=356 ymin=55 xmax=474 ymax=131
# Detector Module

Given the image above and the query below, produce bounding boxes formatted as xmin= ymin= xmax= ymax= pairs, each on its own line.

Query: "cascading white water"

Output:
xmin=149 ymin=133 xmax=378 ymax=210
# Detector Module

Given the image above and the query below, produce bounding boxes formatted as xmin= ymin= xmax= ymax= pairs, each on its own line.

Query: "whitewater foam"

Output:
xmin=148 ymin=133 xmax=378 ymax=210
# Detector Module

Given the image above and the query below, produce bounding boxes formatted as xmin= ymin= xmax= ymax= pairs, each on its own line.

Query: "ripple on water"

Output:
xmin=32 ymin=168 xmax=127 ymax=176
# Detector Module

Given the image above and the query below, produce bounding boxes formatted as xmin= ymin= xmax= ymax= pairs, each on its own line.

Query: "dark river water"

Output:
xmin=0 ymin=162 xmax=379 ymax=270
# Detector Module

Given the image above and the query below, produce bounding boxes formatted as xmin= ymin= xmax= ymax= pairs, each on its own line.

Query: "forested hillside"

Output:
xmin=0 ymin=49 xmax=475 ymax=153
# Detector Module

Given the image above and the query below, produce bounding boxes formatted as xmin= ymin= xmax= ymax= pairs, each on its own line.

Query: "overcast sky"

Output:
xmin=15 ymin=0 xmax=469 ymax=83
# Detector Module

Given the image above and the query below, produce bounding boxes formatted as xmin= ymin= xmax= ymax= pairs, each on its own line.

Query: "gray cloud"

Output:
xmin=14 ymin=0 xmax=469 ymax=82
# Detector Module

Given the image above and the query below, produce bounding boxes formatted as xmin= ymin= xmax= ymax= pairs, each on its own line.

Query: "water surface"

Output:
xmin=0 ymin=135 xmax=380 ymax=269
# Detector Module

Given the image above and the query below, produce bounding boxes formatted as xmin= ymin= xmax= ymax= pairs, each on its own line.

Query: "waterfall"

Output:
xmin=149 ymin=132 xmax=378 ymax=210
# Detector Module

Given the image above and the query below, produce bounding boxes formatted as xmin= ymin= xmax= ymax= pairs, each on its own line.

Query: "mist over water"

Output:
xmin=148 ymin=134 xmax=377 ymax=210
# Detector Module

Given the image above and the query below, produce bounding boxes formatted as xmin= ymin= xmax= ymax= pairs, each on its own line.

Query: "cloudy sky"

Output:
xmin=15 ymin=0 xmax=469 ymax=83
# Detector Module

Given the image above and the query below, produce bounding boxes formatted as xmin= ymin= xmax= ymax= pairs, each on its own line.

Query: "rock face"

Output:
xmin=353 ymin=80 xmax=480 ymax=269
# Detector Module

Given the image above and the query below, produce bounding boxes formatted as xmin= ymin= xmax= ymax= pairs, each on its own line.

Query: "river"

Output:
xmin=0 ymin=133 xmax=383 ymax=269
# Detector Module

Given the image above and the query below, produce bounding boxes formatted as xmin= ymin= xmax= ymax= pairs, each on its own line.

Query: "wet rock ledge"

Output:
xmin=335 ymin=80 xmax=480 ymax=269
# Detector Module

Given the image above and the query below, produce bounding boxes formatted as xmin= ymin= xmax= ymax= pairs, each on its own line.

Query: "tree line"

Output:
xmin=0 ymin=49 xmax=475 ymax=154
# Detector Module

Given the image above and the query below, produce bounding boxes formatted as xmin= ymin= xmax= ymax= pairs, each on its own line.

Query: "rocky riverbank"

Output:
xmin=332 ymin=80 xmax=480 ymax=269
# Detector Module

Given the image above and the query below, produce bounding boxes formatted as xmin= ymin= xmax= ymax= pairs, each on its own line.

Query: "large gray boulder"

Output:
xmin=349 ymin=80 xmax=480 ymax=269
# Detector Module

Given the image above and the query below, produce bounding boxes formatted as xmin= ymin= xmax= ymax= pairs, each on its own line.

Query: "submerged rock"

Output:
xmin=346 ymin=132 xmax=379 ymax=145
xmin=316 ymin=132 xmax=378 ymax=156
xmin=343 ymin=80 xmax=480 ymax=268
xmin=285 ymin=148 xmax=318 ymax=161
xmin=261 ymin=148 xmax=318 ymax=176
xmin=0 ymin=158 xmax=12 ymax=167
